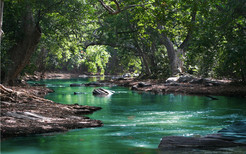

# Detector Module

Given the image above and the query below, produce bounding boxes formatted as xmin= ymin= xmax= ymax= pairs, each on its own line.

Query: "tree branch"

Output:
xmin=98 ymin=0 xmax=150 ymax=15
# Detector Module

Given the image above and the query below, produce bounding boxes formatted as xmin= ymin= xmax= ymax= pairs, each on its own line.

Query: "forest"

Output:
xmin=1 ymin=0 xmax=245 ymax=85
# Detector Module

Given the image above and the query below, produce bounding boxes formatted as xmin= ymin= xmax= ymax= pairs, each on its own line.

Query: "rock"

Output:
xmin=123 ymin=73 xmax=131 ymax=77
xmin=177 ymin=75 xmax=195 ymax=83
xmin=84 ymin=82 xmax=116 ymax=87
xmin=158 ymin=121 xmax=246 ymax=151
xmin=189 ymin=78 xmax=204 ymax=84
xmin=138 ymin=82 xmax=152 ymax=88
xmin=84 ymin=82 xmax=101 ymax=86
xmin=204 ymin=82 xmax=213 ymax=87
xmin=164 ymin=82 xmax=180 ymax=86
xmin=218 ymin=121 xmax=246 ymax=143
xmin=131 ymin=85 xmax=138 ymax=90
xmin=70 ymin=83 xmax=83 ymax=87
xmin=132 ymin=73 xmax=139 ymax=77
xmin=117 ymin=77 xmax=128 ymax=81
xmin=166 ymin=77 xmax=179 ymax=83
xmin=92 ymin=88 xmax=114 ymax=96
xmin=158 ymin=136 xmax=243 ymax=150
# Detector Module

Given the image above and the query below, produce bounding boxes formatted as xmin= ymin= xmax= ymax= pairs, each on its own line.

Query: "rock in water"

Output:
xmin=158 ymin=136 xmax=242 ymax=150
xmin=158 ymin=121 xmax=246 ymax=151
xmin=92 ymin=88 xmax=114 ymax=96
xmin=218 ymin=121 xmax=246 ymax=144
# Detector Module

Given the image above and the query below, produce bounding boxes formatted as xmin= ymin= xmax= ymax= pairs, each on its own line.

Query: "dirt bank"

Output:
xmin=0 ymin=84 xmax=102 ymax=138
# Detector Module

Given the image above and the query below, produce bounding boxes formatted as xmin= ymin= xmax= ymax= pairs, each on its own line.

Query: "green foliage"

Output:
xmin=186 ymin=0 xmax=246 ymax=81
xmin=2 ymin=0 xmax=245 ymax=82
xmin=84 ymin=46 xmax=110 ymax=74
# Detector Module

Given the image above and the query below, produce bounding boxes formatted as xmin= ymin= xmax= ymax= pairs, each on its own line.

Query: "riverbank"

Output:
xmin=104 ymin=77 xmax=246 ymax=97
xmin=0 ymin=84 xmax=103 ymax=138
xmin=24 ymin=72 xmax=246 ymax=97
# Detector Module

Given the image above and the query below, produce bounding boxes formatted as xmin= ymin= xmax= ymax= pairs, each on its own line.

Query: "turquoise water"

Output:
xmin=1 ymin=78 xmax=246 ymax=154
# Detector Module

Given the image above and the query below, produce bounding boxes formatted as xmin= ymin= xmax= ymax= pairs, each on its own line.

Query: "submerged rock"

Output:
xmin=74 ymin=92 xmax=87 ymax=95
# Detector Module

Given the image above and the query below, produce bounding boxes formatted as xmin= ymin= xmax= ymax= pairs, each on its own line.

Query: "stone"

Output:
xmin=158 ymin=121 xmax=246 ymax=151
xmin=158 ymin=136 xmax=243 ymax=150
xmin=189 ymin=78 xmax=204 ymax=84
xmin=92 ymin=88 xmax=114 ymax=96
xmin=84 ymin=82 xmax=101 ymax=86
xmin=138 ymin=82 xmax=152 ymax=88
xmin=218 ymin=121 xmax=246 ymax=144
xmin=166 ymin=77 xmax=179 ymax=83
xmin=177 ymin=75 xmax=195 ymax=83
xmin=74 ymin=92 xmax=87 ymax=95
xmin=131 ymin=85 xmax=138 ymax=90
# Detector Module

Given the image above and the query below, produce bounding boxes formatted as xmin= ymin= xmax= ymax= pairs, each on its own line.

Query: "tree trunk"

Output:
xmin=0 ymin=0 xmax=4 ymax=40
xmin=4 ymin=6 xmax=41 ymax=85
xmin=159 ymin=34 xmax=183 ymax=75
xmin=135 ymin=42 xmax=151 ymax=76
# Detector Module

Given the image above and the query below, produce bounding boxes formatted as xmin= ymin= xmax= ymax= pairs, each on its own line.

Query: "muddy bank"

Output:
xmin=0 ymin=84 xmax=102 ymax=138
xmin=104 ymin=77 xmax=246 ymax=97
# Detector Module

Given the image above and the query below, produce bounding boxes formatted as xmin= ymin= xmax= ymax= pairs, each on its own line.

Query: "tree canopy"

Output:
xmin=1 ymin=0 xmax=245 ymax=84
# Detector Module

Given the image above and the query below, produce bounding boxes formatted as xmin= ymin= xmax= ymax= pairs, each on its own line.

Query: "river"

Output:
xmin=1 ymin=77 xmax=246 ymax=153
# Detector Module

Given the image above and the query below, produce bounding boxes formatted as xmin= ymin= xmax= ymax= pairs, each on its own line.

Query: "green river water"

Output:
xmin=1 ymin=78 xmax=246 ymax=154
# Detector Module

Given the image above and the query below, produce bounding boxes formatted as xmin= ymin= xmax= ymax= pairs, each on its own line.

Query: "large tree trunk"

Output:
xmin=4 ymin=6 xmax=41 ymax=85
xmin=0 ymin=0 xmax=4 ymax=40
xmin=159 ymin=34 xmax=183 ymax=75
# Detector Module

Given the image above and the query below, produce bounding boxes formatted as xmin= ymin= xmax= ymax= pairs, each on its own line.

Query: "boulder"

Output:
xmin=158 ymin=121 xmax=246 ymax=151
xmin=84 ymin=82 xmax=102 ymax=87
xmin=92 ymin=88 xmax=114 ymax=96
xmin=177 ymin=75 xmax=195 ymax=83
xmin=166 ymin=77 xmax=179 ymax=83
xmin=218 ymin=121 xmax=246 ymax=143
xmin=189 ymin=78 xmax=204 ymax=84
xmin=138 ymin=82 xmax=152 ymax=88
xmin=131 ymin=85 xmax=138 ymax=90
xmin=158 ymin=136 xmax=243 ymax=150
